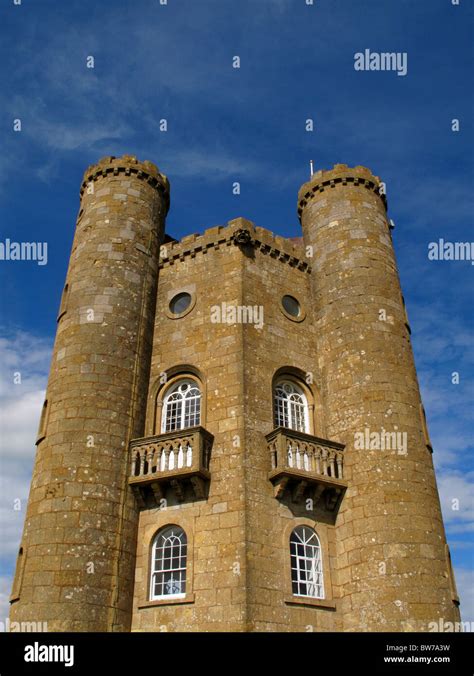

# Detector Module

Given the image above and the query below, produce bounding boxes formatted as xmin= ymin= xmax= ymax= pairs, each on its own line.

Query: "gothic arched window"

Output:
xmin=161 ymin=379 xmax=201 ymax=433
xmin=274 ymin=380 xmax=309 ymax=433
xmin=290 ymin=526 xmax=324 ymax=599
xmin=150 ymin=526 xmax=187 ymax=600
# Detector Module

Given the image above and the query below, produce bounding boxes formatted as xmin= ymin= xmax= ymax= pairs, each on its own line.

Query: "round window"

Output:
xmin=282 ymin=295 xmax=301 ymax=318
xmin=169 ymin=292 xmax=192 ymax=315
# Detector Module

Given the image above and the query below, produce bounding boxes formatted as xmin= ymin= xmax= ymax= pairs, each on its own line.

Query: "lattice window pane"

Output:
xmin=184 ymin=387 xmax=201 ymax=428
xmin=151 ymin=527 xmax=187 ymax=600
xmin=274 ymin=387 xmax=290 ymax=428
xmin=290 ymin=526 xmax=324 ymax=599
xmin=274 ymin=381 xmax=309 ymax=433
xmin=162 ymin=380 xmax=202 ymax=432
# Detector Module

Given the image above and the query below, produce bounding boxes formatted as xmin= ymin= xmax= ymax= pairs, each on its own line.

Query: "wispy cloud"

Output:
xmin=0 ymin=331 xmax=51 ymax=590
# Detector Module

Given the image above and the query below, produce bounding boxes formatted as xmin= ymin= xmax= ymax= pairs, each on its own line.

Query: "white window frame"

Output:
xmin=274 ymin=380 xmax=310 ymax=433
xmin=150 ymin=526 xmax=187 ymax=600
xmin=290 ymin=526 xmax=324 ymax=599
xmin=161 ymin=379 xmax=201 ymax=433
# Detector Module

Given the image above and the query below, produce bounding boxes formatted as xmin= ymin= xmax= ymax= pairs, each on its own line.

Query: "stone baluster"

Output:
xmin=163 ymin=445 xmax=171 ymax=471
xmin=146 ymin=446 xmax=152 ymax=475
xmin=295 ymin=441 xmax=301 ymax=469
xmin=321 ymin=447 xmax=328 ymax=476
xmin=139 ymin=448 xmax=145 ymax=476
xmin=315 ymin=446 xmax=322 ymax=475
xmin=303 ymin=444 xmax=309 ymax=471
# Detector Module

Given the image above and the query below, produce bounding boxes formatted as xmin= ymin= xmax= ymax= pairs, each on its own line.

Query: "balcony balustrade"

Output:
xmin=266 ymin=427 xmax=347 ymax=511
xmin=129 ymin=426 xmax=213 ymax=506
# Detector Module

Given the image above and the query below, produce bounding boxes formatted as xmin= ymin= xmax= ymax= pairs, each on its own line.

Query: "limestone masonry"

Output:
xmin=10 ymin=155 xmax=460 ymax=632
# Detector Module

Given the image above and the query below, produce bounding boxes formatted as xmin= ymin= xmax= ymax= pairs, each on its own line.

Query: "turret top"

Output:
xmin=80 ymin=154 xmax=170 ymax=206
xmin=297 ymin=164 xmax=386 ymax=220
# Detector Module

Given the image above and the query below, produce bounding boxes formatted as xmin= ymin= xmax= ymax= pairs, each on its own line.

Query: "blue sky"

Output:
xmin=0 ymin=0 xmax=472 ymax=625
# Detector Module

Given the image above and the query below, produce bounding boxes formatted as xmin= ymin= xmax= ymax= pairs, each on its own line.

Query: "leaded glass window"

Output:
xmin=150 ymin=526 xmax=187 ymax=600
xmin=290 ymin=526 xmax=324 ymax=599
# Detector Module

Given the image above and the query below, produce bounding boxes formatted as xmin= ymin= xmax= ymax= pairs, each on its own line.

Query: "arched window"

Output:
xmin=161 ymin=379 xmax=201 ymax=433
xmin=10 ymin=546 xmax=26 ymax=602
xmin=290 ymin=526 xmax=324 ymax=599
xmin=274 ymin=380 xmax=309 ymax=433
xmin=150 ymin=526 xmax=187 ymax=600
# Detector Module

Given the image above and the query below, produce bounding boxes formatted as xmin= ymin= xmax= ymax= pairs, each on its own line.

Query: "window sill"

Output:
xmin=138 ymin=593 xmax=195 ymax=609
xmin=284 ymin=595 xmax=336 ymax=610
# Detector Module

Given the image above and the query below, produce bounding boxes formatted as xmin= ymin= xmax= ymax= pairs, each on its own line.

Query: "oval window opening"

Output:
xmin=169 ymin=292 xmax=192 ymax=315
xmin=282 ymin=295 xmax=300 ymax=318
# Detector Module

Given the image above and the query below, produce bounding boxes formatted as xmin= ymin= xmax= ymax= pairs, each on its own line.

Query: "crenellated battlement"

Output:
xmin=159 ymin=217 xmax=310 ymax=272
xmin=80 ymin=154 xmax=170 ymax=213
xmin=297 ymin=164 xmax=387 ymax=220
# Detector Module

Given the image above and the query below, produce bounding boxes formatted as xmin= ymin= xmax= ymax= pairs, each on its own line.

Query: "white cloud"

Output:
xmin=0 ymin=331 xmax=51 ymax=598
xmin=439 ymin=472 xmax=474 ymax=529
xmin=0 ymin=575 xmax=11 ymax=625
xmin=455 ymin=568 xmax=474 ymax=626
xmin=0 ymin=391 xmax=45 ymax=461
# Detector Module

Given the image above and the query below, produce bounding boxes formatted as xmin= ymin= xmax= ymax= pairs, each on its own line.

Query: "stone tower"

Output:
xmin=10 ymin=155 xmax=169 ymax=631
xmin=297 ymin=165 xmax=460 ymax=631
xmin=10 ymin=157 xmax=460 ymax=632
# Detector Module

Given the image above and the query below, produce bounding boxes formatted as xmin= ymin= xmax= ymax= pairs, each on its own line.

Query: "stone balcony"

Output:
xmin=266 ymin=427 xmax=347 ymax=511
xmin=129 ymin=426 xmax=213 ymax=506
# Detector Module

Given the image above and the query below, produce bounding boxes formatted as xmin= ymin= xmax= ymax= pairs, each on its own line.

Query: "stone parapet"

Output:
xmin=159 ymin=217 xmax=310 ymax=272
xmin=297 ymin=164 xmax=387 ymax=221
xmin=80 ymin=154 xmax=170 ymax=214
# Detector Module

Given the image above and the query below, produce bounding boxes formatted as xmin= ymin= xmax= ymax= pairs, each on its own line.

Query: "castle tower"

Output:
xmin=11 ymin=157 xmax=459 ymax=633
xmin=10 ymin=155 xmax=169 ymax=631
xmin=297 ymin=164 xmax=460 ymax=630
